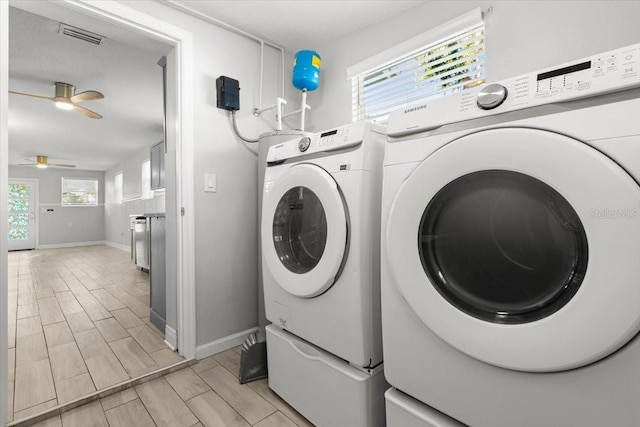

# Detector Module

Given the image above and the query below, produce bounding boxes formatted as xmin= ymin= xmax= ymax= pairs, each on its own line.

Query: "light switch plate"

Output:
xmin=204 ymin=173 xmax=217 ymax=193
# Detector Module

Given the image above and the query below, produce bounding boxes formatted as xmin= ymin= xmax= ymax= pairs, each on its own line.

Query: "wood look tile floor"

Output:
xmin=22 ymin=348 xmax=314 ymax=427
xmin=7 ymin=245 xmax=313 ymax=427
xmin=6 ymin=245 xmax=185 ymax=424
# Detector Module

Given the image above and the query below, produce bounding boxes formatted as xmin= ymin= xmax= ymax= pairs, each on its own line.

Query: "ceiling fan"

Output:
xmin=9 ymin=82 xmax=104 ymax=119
xmin=19 ymin=155 xmax=76 ymax=169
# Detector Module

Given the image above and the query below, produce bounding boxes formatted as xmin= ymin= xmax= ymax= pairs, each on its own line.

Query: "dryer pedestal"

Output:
xmin=385 ymin=388 xmax=465 ymax=427
xmin=266 ymin=325 xmax=387 ymax=427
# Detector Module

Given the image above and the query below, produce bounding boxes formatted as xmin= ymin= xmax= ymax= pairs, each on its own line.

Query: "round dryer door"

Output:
xmin=262 ymin=163 xmax=348 ymax=298
xmin=386 ymin=128 xmax=640 ymax=372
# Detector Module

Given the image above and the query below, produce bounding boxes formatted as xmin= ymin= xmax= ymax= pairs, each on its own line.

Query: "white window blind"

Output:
xmin=350 ymin=10 xmax=485 ymax=122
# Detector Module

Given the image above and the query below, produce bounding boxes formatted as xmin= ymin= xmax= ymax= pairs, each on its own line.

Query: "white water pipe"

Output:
xmin=281 ymin=91 xmax=311 ymax=131
xmin=164 ymin=0 xmax=285 ymax=109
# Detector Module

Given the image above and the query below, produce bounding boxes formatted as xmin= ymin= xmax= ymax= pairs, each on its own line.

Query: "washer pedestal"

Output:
xmin=266 ymin=325 xmax=387 ymax=426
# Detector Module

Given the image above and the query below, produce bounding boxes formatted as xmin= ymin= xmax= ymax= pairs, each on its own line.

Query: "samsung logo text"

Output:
xmin=404 ymin=104 xmax=428 ymax=114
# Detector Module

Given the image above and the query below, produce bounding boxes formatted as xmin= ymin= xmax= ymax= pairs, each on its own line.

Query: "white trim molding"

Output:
xmin=165 ymin=325 xmax=178 ymax=350
xmin=196 ymin=327 xmax=259 ymax=360
xmin=103 ymin=241 xmax=131 ymax=252
xmin=37 ymin=240 xmax=109 ymax=250
xmin=1 ymin=0 xmax=9 ymax=422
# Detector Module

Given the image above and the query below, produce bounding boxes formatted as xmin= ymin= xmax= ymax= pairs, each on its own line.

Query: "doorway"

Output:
xmin=1 ymin=0 xmax=196 ymax=424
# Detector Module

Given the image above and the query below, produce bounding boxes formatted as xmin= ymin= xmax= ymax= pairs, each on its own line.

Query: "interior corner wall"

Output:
xmin=311 ymin=0 xmax=640 ymax=131
xmin=123 ymin=1 xmax=280 ymax=351
xmin=8 ymin=166 xmax=105 ymax=247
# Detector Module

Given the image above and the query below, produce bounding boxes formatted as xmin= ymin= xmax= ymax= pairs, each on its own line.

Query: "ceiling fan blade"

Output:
xmin=71 ymin=90 xmax=104 ymax=103
xmin=19 ymin=156 xmax=76 ymax=168
xmin=48 ymin=163 xmax=77 ymax=168
xmin=73 ymin=104 xmax=102 ymax=119
xmin=9 ymin=90 xmax=54 ymax=100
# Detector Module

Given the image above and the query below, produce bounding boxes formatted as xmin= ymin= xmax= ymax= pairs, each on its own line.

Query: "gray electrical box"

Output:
xmin=216 ymin=76 xmax=240 ymax=111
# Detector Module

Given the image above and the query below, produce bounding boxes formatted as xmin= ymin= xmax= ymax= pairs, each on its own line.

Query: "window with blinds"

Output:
xmin=61 ymin=178 xmax=98 ymax=206
xmin=351 ymin=20 xmax=485 ymax=122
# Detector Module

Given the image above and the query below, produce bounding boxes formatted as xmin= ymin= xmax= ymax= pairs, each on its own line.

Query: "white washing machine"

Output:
xmin=381 ymin=44 xmax=640 ymax=427
xmin=262 ymin=121 xmax=387 ymax=426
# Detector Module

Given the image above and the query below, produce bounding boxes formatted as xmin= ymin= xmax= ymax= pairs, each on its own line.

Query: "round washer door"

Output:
xmin=386 ymin=128 xmax=640 ymax=372
xmin=262 ymin=163 xmax=348 ymax=298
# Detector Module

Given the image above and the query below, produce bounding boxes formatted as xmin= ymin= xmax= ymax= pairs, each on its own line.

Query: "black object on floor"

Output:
xmin=239 ymin=332 xmax=268 ymax=384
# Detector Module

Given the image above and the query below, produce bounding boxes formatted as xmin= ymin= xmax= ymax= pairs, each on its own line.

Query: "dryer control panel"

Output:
xmin=267 ymin=121 xmax=380 ymax=163
xmin=388 ymin=43 xmax=640 ymax=137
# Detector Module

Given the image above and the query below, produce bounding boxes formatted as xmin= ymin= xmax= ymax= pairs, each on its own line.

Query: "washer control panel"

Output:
xmin=297 ymin=136 xmax=311 ymax=152
xmin=267 ymin=121 xmax=367 ymax=163
xmin=477 ymin=83 xmax=508 ymax=110
xmin=388 ymin=43 xmax=640 ymax=137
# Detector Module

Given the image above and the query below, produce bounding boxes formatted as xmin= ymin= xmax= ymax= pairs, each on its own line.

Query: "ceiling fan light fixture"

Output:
xmin=55 ymin=100 xmax=74 ymax=110
xmin=36 ymin=155 xmax=48 ymax=168
xmin=9 ymin=82 xmax=103 ymax=119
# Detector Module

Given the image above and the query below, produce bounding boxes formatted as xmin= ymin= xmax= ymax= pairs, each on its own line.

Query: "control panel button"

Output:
xmin=298 ymin=136 xmax=311 ymax=152
xmin=477 ymin=83 xmax=508 ymax=110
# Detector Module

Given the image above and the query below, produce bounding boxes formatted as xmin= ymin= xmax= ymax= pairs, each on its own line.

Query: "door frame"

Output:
xmin=0 ymin=1 xmax=196 ymax=422
xmin=1 ymin=0 xmax=9 ymax=422
xmin=7 ymin=178 xmax=39 ymax=250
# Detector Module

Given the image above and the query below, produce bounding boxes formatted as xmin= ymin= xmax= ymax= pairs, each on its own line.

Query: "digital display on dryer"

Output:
xmin=536 ymin=60 xmax=591 ymax=81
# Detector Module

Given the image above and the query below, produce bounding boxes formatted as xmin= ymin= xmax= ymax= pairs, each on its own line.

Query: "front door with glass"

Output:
xmin=7 ymin=179 xmax=36 ymax=251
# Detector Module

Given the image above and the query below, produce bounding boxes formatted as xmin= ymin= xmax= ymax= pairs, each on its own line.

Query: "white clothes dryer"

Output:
xmin=262 ymin=121 xmax=387 ymax=426
xmin=381 ymin=44 xmax=640 ymax=427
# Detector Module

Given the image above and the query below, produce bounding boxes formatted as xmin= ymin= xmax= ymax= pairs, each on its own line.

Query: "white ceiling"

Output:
xmin=8 ymin=3 xmax=171 ymax=171
xmin=167 ymin=1 xmax=426 ymax=52
xmin=8 ymin=0 xmax=425 ymax=171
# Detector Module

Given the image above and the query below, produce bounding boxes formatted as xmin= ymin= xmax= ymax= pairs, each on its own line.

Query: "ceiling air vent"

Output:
xmin=58 ymin=23 xmax=104 ymax=45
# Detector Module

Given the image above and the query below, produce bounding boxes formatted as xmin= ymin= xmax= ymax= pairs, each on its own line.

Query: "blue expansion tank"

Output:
xmin=292 ymin=50 xmax=321 ymax=91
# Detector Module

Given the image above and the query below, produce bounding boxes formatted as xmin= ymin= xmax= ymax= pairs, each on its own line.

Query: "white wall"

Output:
xmin=311 ymin=0 xmax=640 ymax=130
xmin=123 ymin=1 xmax=283 ymax=352
xmin=9 ymin=166 xmax=105 ymax=247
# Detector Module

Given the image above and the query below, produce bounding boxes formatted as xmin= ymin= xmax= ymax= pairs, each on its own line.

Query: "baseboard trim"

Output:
xmin=165 ymin=325 xmax=178 ymax=350
xmin=196 ymin=326 xmax=259 ymax=359
xmin=37 ymin=240 xmax=109 ymax=250
xmin=103 ymin=241 xmax=130 ymax=252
